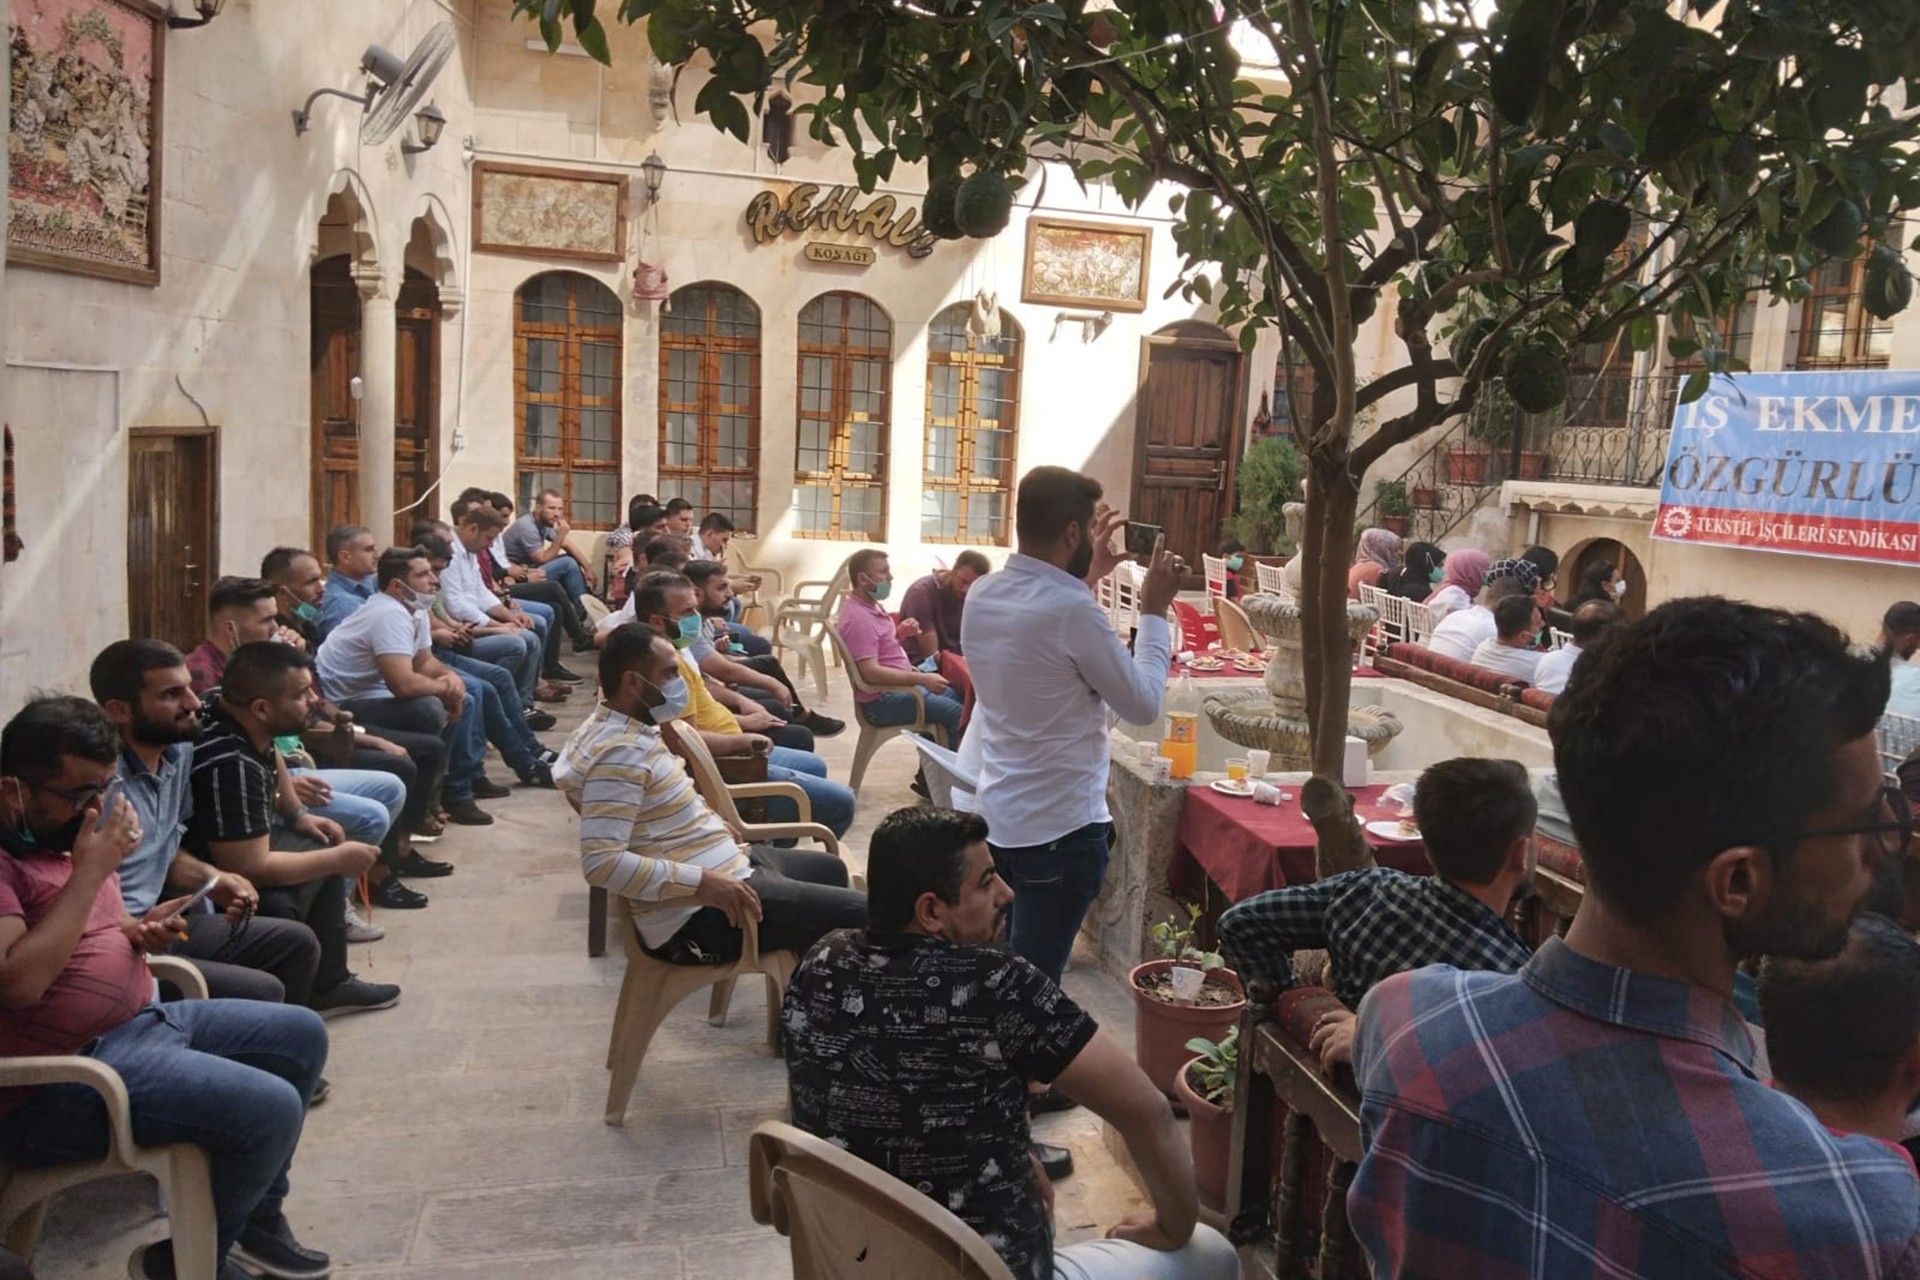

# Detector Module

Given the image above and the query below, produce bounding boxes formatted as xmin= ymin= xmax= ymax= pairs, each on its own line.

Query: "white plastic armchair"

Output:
xmin=772 ymin=559 xmax=852 ymax=702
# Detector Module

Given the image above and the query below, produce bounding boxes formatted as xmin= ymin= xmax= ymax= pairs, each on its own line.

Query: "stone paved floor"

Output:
xmin=34 ymin=649 xmax=1149 ymax=1279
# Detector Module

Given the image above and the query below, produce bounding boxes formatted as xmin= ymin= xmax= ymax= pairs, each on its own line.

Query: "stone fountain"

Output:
xmin=1202 ymin=535 xmax=1404 ymax=770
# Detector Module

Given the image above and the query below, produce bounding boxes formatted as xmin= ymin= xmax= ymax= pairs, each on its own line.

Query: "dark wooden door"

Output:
xmin=1132 ymin=324 xmax=1243 ymax=578
xmin=395 ymin=269 xmax=440 ymax=543
xmin=128 ymin=429 xmax=217 ymax=651
xmin=311 ymin=255 xmax=362 ymax=553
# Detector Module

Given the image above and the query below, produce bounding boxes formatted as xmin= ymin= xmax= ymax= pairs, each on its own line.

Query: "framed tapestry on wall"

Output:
xmin=7 ymin=0 xmax=165 ymax=286
xmin=473 ymin=161 xmax=627 ymax=263
xmin=1021 ymin=217 xmax=1152 ymax=313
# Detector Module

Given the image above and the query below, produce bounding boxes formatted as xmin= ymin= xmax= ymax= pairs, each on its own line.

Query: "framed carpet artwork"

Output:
xmin=7 ymin=0 xmax=165 ymax=286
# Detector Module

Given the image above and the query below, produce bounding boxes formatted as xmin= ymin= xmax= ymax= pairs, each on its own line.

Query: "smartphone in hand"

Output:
xmin=1123 ymin=521 xmax=1162 ymax=557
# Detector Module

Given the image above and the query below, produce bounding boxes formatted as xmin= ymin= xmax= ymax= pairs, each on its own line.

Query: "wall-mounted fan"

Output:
xmin=293 ymin=22 xmax=456 ymax=145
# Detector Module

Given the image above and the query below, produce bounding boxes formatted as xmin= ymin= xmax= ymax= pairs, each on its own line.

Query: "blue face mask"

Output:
xmin=673 ymin=613 xmax=703 ymax=648
xmin=1428 ymin=566 xmax=1444 ymax=584
xmin=641 ymin=673 xmax=691 ymax=724
xmin=1225 ymin=555 xmax=1245 ymax=572
xmin=871 ymin=578 xmax=893 ymax=602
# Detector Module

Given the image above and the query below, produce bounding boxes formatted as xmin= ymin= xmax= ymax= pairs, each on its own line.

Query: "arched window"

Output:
xmin=661 ymin=283 xmax=761 ymax=531
xmin=513 ymin=271 xmax=622 ymax=526
xmin=923 ymin=304 xmax=1021 ymax=545
xmin=794 ymin=292 xmax=892 ymax=540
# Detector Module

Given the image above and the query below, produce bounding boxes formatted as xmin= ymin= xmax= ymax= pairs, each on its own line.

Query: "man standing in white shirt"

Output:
xmin=1532 ymin=600 xmax=1623 ymax=696
xmin=962 ymin=467 xmax=1181 ymax=987
xmin=1468 ymin=595 xmax=1547 ymax=681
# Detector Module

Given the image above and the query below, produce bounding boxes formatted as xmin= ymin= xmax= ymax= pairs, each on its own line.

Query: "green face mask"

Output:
xmin=871 ymin=578 xmax=893 ymax=602
xmin=292 ymin=600 xmax=321 ymax=623
xmin=1428 ymin=566 xmax=1444 ymax=584
xmin=672 ymin=613 xmax=703 ymax=648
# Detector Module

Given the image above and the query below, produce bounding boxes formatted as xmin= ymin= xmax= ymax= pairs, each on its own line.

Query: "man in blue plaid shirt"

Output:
xmin=1217 ymin=756 xmax=1536 ymax=1068
xmin=1351 ymin=598 xmax=1920 ymax=1278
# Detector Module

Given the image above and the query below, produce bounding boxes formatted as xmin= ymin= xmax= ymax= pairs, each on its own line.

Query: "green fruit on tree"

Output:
xmin=1808 ymin=199 xmax=1865 ymax=258
xmin=954 ymin=171 xmax=1014 ymax=239
xmin=921 ymin=173 xmax=965 ymax=240
xmin=1502 ymin=342 xmax=1570 ymax=414
xmin=1864 ymin=246 xmax=1914 ymax=320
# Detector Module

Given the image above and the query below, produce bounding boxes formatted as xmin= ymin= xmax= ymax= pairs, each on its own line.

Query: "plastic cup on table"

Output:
xmin=1225 ymin=758 xmax=1248 ymax=783
xmin=1246 ymin=749 xmax=1270 ymax=778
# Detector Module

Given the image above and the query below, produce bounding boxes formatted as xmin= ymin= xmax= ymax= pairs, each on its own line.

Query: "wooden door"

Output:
xmin=395 ymin=269 xmax=441 ymax=543
xmin=311 ymin=255 xmax=362 ymax=553
xmin=1132 ymin=324 xmax=1243 ymax=578
xmin=128 ymin=429 xmax=217 ymax=651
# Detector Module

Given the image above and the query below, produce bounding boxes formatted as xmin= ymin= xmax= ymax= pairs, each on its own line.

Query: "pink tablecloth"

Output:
xmin=1171 ymin=783 xmax=1432 ymax=902
xmin=1170 ymin=653 xmax=1383 ymax=682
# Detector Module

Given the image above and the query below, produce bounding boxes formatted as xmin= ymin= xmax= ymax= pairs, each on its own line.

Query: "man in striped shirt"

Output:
xmin=554 ymin=622 xmax=864 ymax=965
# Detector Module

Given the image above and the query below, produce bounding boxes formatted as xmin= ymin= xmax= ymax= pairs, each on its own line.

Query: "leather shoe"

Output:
xmin=444 ymin=799 xmax=493 ymax=826
xmin=370 ymin=876 xmax=428 ymax=910
xmin=525 ymin=709 xmax=558 ymax=731
xmin=1030 ymin=1141 xmax=1074 ymax=1181
xmin=396 ymin=850 xmax=455 ymax=878
xmin=471 ymin=776 xmax=511 ymax=800
xmin=550 ymin=660 xmax=588 ymax=678
xmin=802 ymin=710 xmax=847 ymax=737
xmin=570 ymin=637 xmax=599 ymax=655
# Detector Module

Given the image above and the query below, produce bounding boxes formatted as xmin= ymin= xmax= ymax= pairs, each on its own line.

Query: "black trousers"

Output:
xmin=256 ymin=873 xmax=352 ymax=1000
xmin=646 ymin=846 xmax=865 ymax=965
xmin=163 ymin=913 xmax=321 ymax=1007
xmin=509 ymin=579 xmax=593 ymax=648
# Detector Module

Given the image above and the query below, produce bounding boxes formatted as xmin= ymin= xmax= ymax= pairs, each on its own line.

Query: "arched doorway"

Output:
xmin=1132 ymin=320 xmax=1243 ymax=577
xmin=309 ymin=254 xmax=361 ymax=553
xmin=395 ymin=267 xmax=441 ymax=542
xmin=1565 ymin=537 xmax=1647 ymax=617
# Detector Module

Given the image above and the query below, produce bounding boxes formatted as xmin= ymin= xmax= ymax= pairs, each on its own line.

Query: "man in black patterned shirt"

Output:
xmin=783 ymin=808 xmax=1239 ymax=1280
xmin=1217 ymin=756 xmax=1536 ymax=1069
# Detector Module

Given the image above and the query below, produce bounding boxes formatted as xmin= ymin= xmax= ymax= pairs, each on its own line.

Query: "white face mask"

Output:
xmin=1607 ymin=579 xmax=1626 ymax=597
xmin=407 ymin=587 xmax=435 ymax=612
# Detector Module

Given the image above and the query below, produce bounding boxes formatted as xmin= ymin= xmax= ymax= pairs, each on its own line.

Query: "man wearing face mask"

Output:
xmin=1467 ymin=595 xmax=1548 ymax=682
xmin=261 ymin=546 xmax=328 ymax=648
xmin=553 ymin=623 xmax=865 ymax=970
xmin=833 ymin=549 xmax=967 ymax=743
xmin=960 ymin=468 xmax=1181 ymax=995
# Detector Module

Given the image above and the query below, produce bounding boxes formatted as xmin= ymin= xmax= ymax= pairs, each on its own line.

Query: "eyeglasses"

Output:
xmin=1759 ymin=784 xmax=1915 ymax=860
xmin=29 ymin=777 xmax=113 ymax=809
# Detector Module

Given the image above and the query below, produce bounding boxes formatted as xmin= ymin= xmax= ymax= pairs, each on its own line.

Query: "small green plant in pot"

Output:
xmin=1373 ymin=480 xmax=1412 ymax=537
xmin=1150 ymin=903 xmax=1225 ymax=1003
xmin=1131 ymin=906 xmax=1245 ymax=1098
xmin=1175 ymin=1027 xmax=1239 ymax=1207
xmin=1184 ymin=1027 xmax=1238 ymax=1108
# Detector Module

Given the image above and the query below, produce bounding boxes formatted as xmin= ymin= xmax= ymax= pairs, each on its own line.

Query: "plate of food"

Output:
xmin=1186 ymin=655 xmax=1225 ymax=671
xmin=1366 ymin=819 xmax=1422 ymax=842
xmin=1232 ymin=656 xmax=1267 ymax=672
xmin=1210 ymin=778 xmax=1256 ymax=797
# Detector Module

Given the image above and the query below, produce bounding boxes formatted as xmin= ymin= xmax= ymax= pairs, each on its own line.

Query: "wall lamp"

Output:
xmin=641 ymin=152 xmax=667 ymax=207
xmin=402 ymin=102 xmax=447 ymax=154
xmin=164 ymin=0 xmax=227 ymax=28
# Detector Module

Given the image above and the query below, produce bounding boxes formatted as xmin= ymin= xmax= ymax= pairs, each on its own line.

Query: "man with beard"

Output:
xmin=1216 ymin=757 xmax=1537 ymax=1071
xmin=961 ymin=468 xmax=1180 ymax=993
xmin=684 ymin=560 xmax=842 ymax=742
xmin=782 ymin=806 xmax=1238 ymax=1280
xmin=187 ymin=642 xmax=401 ymax=1018
xmin=1348 ymin=598 xmax=1920 ymax=1275
xmin=89 ymin=639 xmax=321 ymax=1005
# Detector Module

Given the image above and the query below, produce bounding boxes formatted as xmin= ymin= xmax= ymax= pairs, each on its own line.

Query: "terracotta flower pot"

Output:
xmin=1381 ymin=514 xmax=1410 ymax=537
xmin=1515 ymin=450 xmax=1549 ymax=480
xmin=1174 ymin=1054 xmax=1234 ymax=1209
xmin=1445 ymin=448 xmax=1491 ymax=486
xmin=1410 ymin=485 xmax=1439 ymax=509
xmin=1130 ymin=959 xmax=1245 ymax=1096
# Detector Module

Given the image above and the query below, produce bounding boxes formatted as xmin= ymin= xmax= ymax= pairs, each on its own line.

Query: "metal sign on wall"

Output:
xmin=1654 ymin=369 xmax=1920 ymax=566
xmin=745 ymin=184 xmax=938 ymax=259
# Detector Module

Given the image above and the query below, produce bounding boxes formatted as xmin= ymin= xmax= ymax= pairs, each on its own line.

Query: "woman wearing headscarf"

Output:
xmin=1347 ymin=528 xmax=1403 ymax=598
xmin=1520 ymin=545 xmax=1569 ymax=630
xmin=1382 ymin=541 xmax=1444 ymax=602
xmin=1425 ymin=548 xmax=1490 ymax=620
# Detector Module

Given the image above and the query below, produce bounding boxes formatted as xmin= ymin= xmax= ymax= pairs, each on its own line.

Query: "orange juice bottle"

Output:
xmin=1159 ymin=675 xmax=1200 ymax=779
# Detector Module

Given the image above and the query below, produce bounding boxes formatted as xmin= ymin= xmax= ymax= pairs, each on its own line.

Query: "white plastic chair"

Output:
xmin=1360 ymin=585 xmax=1407 ymax=664
xmin=1255 ymin=561 xmax=1289 ymax=596
xmin=1110 ymin=561 xmax=1145 ymax=637
xmin=909 ymin=735 xmax=980 ymax=812
xmin=1094 ymin=573 xmax=1119 ymax=634
xmin=1879 ymin=712 xmax=1919 ymax=782
xmin=0 ymin=957 xmax=219 ymax=1279
xmin=1402 ymin=598 xmax=1440 ymax=646
xmin=1549 ymin=627 xmax=1573 ymax=651
xmin=1201 ymin=554 xmax=1230 ymax=607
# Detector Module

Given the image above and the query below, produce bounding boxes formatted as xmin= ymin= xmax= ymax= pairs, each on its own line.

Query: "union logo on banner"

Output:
xmin=1654 ymin=370 xmax=1920 ymax=568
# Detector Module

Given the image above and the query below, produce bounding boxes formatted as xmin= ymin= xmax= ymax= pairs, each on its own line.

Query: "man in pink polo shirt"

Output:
xmin=834 ymin=549 xmax=965 ymax=743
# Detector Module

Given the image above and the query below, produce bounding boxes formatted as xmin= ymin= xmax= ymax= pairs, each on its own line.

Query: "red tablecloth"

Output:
xmin=1171 ymin=783 xmax=1432 ymax=902
xmin=1170 ymin=654 xmax=1385 ymax=681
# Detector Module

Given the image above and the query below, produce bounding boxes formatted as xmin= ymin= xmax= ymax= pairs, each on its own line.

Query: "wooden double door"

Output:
xmin=128 ymin=428 xmax=217 ymax=651
xmin=1131 ymin=323 xmax=1244 ymax=580
xmin=309 ymin=258 xmax=440 ymax=550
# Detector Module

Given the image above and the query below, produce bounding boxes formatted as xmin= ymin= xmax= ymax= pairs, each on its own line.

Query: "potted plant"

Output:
xmin=1174 ymin=1027 xmax=1237 ymax=1209
xmin=1374 ymin=480 xmax=1412 ymax=537
xmin=1410 ymin=480 xmax=1439 ymax=509
xmin=1224 ymin=436 xmax=1305 ymax=556
xmin=1130 ymin=905 xmax=1246 ymax=1098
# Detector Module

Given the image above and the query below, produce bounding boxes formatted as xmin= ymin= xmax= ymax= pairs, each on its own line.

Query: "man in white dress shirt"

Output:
xmin=1426 ymin=577 xmax=1527 ymax=663
xmin=962 ymin=467 xmax=1181 ymax=986
xmin=1532 ymin=600 xmax=1623 ymax=696
xmin=1468 ymin=595 xmax=1547 ymax=682
xmin=442 ymin=503 xmax=544 ymax=708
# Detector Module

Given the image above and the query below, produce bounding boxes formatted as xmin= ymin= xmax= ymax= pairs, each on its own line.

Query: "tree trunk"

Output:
xmin=1302 ymin=773 xmax=1373 ymax=878
xmin=1300 ymin=450 xmax=1369 ymax=877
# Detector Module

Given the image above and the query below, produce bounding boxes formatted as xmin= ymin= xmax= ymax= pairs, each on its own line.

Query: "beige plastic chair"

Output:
xmin=560 ymin=530 xmax=610 ymax=609
xmin=602 ymin=895 xmax=797 ymax=1128
xmin=1214 ymin=596 xmax=1260 ymax=654
xmin=748 ymin=1121 xmax=1016 ymax=1280
xmin=0 ymin=956 xmax=218 ymax=1279
xmin=825 ymin=623 xmax=951 ymax=792
xmin=773 ymin=560 xmax=852 ymax=702
xmin=727 ymin=536 xmax=786 ymax=633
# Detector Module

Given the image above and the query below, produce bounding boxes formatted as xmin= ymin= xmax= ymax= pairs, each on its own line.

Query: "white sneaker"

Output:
xmin=345 ymin=900 xmax=385 ymax=943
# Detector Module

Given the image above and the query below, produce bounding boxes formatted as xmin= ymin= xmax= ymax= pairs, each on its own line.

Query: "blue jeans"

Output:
xmin=862 ymin=688 xmax=966 ymax=743
xmin=287 ymin=767 xmax=402 ymax=845
xmin=766 ymin=745 xmax=855 ymax=838
xmin=469 ymin=629 xmax=541 ymax=705
xmin=438 ymin=650 xmax=540 ymax=773
xmin=541 ymin=555 xmax=589 ymax=606
xmin=989 ymin=821 xmax=1112 ymax=984
xmin=0 ymin=1000 xmax=327 ymax=1264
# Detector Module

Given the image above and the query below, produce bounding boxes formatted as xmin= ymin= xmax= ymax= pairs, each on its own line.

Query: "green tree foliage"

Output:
xmin=513 ymin=0 xmax=1920 ymax=774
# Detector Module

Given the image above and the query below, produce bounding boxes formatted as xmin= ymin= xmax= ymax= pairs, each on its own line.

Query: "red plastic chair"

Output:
xmin=1170 ymin=599 xmax=1222 ymax=652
